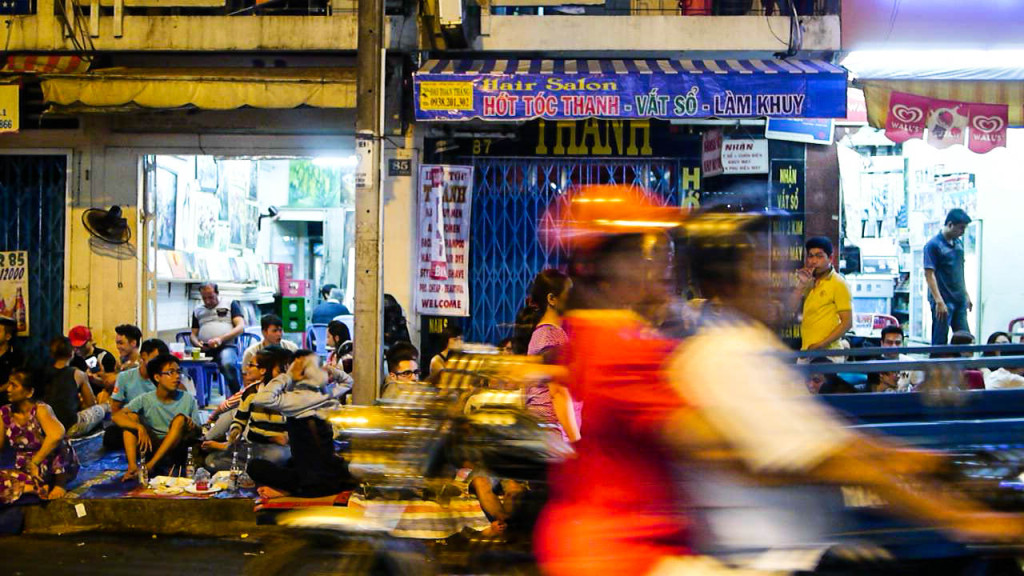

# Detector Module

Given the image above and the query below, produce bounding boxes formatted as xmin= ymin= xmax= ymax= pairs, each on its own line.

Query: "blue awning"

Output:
xmin=414 ymin=58 xmax=847 ymax=122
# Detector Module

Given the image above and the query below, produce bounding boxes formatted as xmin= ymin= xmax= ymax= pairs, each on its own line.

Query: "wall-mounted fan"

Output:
xmin=82 ymin=206 xmax=131 ymax=245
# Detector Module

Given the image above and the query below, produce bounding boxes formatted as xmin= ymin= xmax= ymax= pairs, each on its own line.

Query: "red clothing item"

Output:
xmin=535 ymin=311 xmax=690 ymax=576
xmin=963 ymin=370 xmax=985 ymax=390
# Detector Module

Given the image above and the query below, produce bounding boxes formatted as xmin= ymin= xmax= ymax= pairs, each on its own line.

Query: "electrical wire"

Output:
xmin=766 ymin=0 xmax=801 ymax=56
xmin=789 ymin=0 xmax=803 ymax=55
xmin=52 ymin=0 xmax=96 ymax=61
xmin=884 ymin=0 xmax=902 ymax=43
xmin=2 ymin=16 xmax=14 ymax=61
xmin=765 ymin=3 xmax=789 ymax=47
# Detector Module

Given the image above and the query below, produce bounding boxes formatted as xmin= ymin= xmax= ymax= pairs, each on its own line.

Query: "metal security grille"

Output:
xmin=465 ymin=157 xmax=679 ymax=344
xmin=0 ymin=155 xmax=67 ymax=359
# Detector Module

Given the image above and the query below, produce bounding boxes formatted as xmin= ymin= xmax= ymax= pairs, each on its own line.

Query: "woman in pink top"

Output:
xmin=522 ymin=269 xmax=580 ymax=443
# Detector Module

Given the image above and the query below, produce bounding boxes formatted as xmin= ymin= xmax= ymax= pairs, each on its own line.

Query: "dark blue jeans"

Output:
xmin=211 ymin=345 xmax=241 ymax=395
xmin=930 ymin=299 xmax=970 ymax=345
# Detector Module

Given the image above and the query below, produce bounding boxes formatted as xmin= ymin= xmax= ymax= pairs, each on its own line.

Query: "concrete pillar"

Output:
xmin=382 ymin=127 xmax=422 ymax=350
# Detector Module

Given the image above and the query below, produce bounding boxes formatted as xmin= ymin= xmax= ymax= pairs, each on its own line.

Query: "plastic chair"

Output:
xmin=871 ymin=314 xmax=899 ymax=331
xmin=332 ymin=314 xmax=355 ymax=343
xmin=237 ymin=331 xmax=263 ymax=357
xmin=181 ymin=359 xmax=224 ymax=408
xmin=306 ymin=323 xmax=330 ymax=360
xmin=176 ymin=331 xmax=193 ymax=347
xmin=1008 ymin=317 xmax=1024 ymax=343
xmin=175 ymin=330 xmax=235 ymax=408
xmin=232 ymin=331 xmax=262 ymax=398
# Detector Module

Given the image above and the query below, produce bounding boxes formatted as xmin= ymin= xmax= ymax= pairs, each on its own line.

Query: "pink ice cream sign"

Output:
xmin=885 ymin=91 xmax=1007 ymax=154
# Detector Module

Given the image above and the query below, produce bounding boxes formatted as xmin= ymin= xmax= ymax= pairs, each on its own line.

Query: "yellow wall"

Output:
xmin=67 ymin=205 xmax=141 ymax=355
xmin=0 ymin=123 xmax=362 ymax=355
xmin=7 ymin=0 xmax=360 ymax=52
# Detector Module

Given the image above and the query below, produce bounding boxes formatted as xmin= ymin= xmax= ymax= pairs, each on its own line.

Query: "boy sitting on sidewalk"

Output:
xmin=113 ymin=354 xmax=203 ymax=481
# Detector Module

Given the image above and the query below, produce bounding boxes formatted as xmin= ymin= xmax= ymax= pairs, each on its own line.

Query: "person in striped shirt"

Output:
xmin=202 ymin=314 xmax=297 ymax=439
xmin=202 ymin=350 xmax=266 ymax=442
xmin=201 ymin=346 xmax=292 ymax=471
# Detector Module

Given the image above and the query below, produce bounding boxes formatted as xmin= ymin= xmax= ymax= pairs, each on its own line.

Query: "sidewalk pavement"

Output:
xmin=21 ymin=496 xmax=274 ymax=537
xmin=2 ymin=428 xmax=281 ymax=538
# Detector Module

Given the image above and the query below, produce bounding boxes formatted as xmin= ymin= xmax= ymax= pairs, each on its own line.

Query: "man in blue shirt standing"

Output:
xmin=924 ymin=208 xmax=973 ymax=345
xmin=113 ymin=354 xmax=202 ymax=480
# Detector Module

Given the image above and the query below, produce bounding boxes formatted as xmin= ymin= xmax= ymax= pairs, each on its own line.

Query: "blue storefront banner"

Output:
xmin=414 ymin=59 xmax=848 ymax=122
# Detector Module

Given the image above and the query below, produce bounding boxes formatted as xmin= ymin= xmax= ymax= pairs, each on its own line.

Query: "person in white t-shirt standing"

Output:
xmin=242 ymin=314 xmax=298 ymax=368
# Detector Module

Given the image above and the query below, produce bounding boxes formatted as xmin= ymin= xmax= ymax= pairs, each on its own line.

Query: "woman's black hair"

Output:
xmin=8 ymin=368 xmax=38 ymax=398
xmin=383 ymin=294 xmax=411 ymax=347
xmin=983 ymin=331 xmax=1012 ymax=357
xmin=328 ymin=320 xmax=353 ymax=356
xmin=255 ymin=346 xmax=295 ymax=383
xmin=512 ymin=306 xmax=536 ymax=355
xmin=440 ymin=325 xmax=463 ymax=350
xmin=328 ymin=320 xmax=352 ymax=343
xmin=519 ymin=269 xmax=571 ymax=337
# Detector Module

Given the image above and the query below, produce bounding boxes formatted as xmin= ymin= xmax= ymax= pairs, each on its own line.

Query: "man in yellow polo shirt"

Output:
xmin=797 ymin=236 xmax=852 ymax=352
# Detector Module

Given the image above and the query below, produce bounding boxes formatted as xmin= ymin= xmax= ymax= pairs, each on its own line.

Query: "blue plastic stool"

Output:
xmin=306 ymin=323 xmax=330 ymax=361
xmin=182 ymin=361 xmax=227 ymax=408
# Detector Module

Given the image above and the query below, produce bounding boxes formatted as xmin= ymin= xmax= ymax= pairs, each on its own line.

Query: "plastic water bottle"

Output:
xmin=237 ymin=445 xmax=255 ymax=489
xmin=193 ymin=467 xmax=211 ymax=492
xmin=138 ymin=464 xmax=149 ymax=487
xmin=185 ymin=447 xmax=196 ymax=478
xmin=227 ymin=446 xmax=240 ymax=492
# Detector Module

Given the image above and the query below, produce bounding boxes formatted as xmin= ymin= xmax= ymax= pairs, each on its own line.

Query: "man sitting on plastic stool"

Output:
xmin=190 ymin=282 xmax=245 ymax=396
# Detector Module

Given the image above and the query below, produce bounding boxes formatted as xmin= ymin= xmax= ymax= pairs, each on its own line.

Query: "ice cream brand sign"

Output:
xmin=885 ymin=91 xmax=1008 ymax=154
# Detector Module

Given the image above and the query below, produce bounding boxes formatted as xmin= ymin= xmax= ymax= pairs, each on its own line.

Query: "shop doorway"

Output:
xmin=0 ymin=154 xmax=69 ymax=359
xmin=142 ymin=154 xmax=355 ymax=348
xmin=462 ymin=157 xmax=680 ymax=345
xmin=838 ymin=128 xmax=991 ymax=343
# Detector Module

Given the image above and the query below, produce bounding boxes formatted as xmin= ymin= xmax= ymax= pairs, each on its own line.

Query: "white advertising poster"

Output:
xmin=355 ymin=133 xmax=373 ymax=190
xmin=416 ymin=165 xmax=473 ymax=317
xmin=701 ymin=128 xmax=724 ymax=178
xmin=0 ymin=251 xmax=29 ymax=335
xmin=722 ymin=139 xmax=769 ymax=174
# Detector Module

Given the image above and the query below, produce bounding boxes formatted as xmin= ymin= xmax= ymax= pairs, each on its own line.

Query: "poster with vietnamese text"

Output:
xmin=416 ymin=165 xmax=473 ymax=317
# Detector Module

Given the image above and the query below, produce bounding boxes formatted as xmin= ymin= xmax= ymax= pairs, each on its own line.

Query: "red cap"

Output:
xmin=68 ymin=325 xmax=92 ymax=347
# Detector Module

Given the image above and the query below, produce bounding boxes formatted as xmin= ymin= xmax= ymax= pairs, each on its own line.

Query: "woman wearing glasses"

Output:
xmin=113 ymin=354 xmax=203 ymax=481
xmin=202 ymin=347 xmax=292 ymax=472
